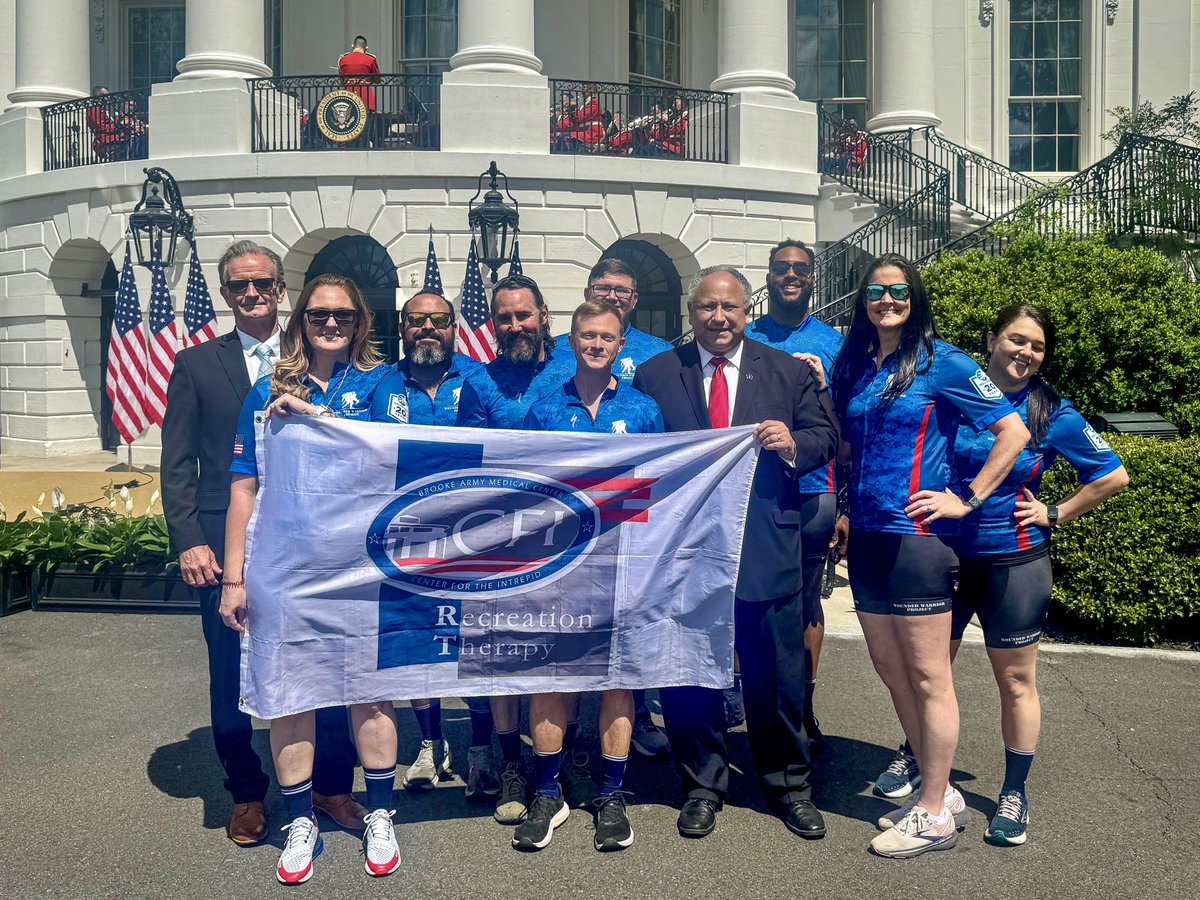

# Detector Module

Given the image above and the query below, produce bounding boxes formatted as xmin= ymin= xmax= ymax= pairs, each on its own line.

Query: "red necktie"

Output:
xmin=708 ymin=356 xmax=729 ymax=429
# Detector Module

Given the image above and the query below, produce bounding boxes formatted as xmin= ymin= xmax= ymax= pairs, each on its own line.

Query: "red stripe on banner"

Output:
xmin=599 ymin=509 xmax=651 ymax=523
xmin=565 ymin=477 xmax=657 ymax=492
xmin=909 ymin=402 xmax=935 ymax=536
xmin=1015 ymin=458 xmax=1043 ymax=551
xmin=591 ymin=488 xmax=652 ymax=503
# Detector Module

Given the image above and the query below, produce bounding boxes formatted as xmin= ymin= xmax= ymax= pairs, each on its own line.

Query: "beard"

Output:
xmin=499 ymin=326 xmax=549 ymax=364
xmin=405 ymin=337 xmax=450 ymax=366
xmin=768 ymin=280 xmax=812 ymax=314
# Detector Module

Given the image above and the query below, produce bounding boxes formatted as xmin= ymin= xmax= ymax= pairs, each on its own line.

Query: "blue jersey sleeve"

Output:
xmin=1044 ymin=401 xmax=1124 ymax=484
xmin=370 ymin=371 xmax=407 ymax=423
xmin=229 ymin=377 xmax=272 ymax=477
xmin=455 ymin=376 xmax=489 ymax=427
xmin=934 ymin=346 xmax=1016 ymax=432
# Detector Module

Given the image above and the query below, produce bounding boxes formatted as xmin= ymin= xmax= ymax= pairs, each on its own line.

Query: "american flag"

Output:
xmin=422 ymin=227 xmax=443 ymax=294
xmin=143 ymin=245 xmax=177 ymax=427
xmin=104 ymin=244 xmax=150 ymax=444
xmin=509 ymin=233 xmax=523 ymax=277
xmin=457 ymin=239 xmax=496 ymax=362
xmin=182 ymin=246 xmax=218 ymax=347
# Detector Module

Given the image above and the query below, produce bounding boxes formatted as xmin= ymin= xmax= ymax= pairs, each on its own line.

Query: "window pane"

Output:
xmin=1034 ymin=22 xmax=1057 ymax=57
xmin=629 ymin=34 xmax=644 ymax=74
xmin=407 ymin=0 xmax=427 ymax=13
xmin=430 ymin=16 xmax=456 ymax=57
xmin=1058 ymin=135 xmax=1079 ymax=170
xmin=1059 ymin=59 xmax=1080 ymax=95
xmin=1034 ymin=0 xmax=1057 ymax=20
xmin=664 ymin=42 xmax=679 ymax=84
xmin=819 ymin=27 xmax=840 ymax=60
xmin=844 ymin=0 xmax=867 ymax=24
xmin=844 ymin=25 xmax=867 ymax=59
xmin=1011 ymin=60 xmax=1033 ymax=95
xmin=1033 ymin=136 xmax=1057 ymax=170
xmin=819 ymin=0 xmax=839 ymax=19
xmin=1058 ymin=100 xmax=1080 ymax=133
xmin=1060 ymin=21 xmax=1080 ymax=56
xmin=844 ymin=62 xmax=867 ymax=97
xmin=665 ymin=7 xmax=679 ymax=43
xmin=795 ymin=28 xmax=818 ymax=63
xmin=1010 ymin=136 xmax=1033 ymax=170
xmin=1009 ymin=101 xmax=1032 ymax=135
xmin=1011 ymin=23 xmax=1033 ymax=58
xmin=406 ymin=16 xmax=425 ymax=57
xmin=819 ymin=62 xmax=840 ymax=97
xmin=646 ymin=1 xmax=663 ymax=38
xmin=429 ymin=0 xmax=455 ymax=15
xmin=630 ymin=0 xmax=645 ymax=35
xmin=130 ymin=10 xmax=148 ymax=42
xmin=1034 ymin=59 xmax=1057 ymax=95
xmin=795 ymin=0 xmax=820 ymax=26
xmin=1033 ymin=100 xmax=1057 ymax=134
xmin=1012 ymin=0 xmax=1034 ymax=21
xmin=1060 ymin=0 xmax=1080 ymax=18
xmin=794 ymin=63 xmax=819 ymax=98
xmin=647 ymin=38 xmax=663 ymax=79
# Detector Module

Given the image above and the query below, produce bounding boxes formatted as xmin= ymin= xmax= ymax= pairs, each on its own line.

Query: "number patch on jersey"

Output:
xmin=388 ymin=393 xmax=409 ymax=424
xmin=969 ymin=369 xmax=1003 ymax=401
xmin=1083 ymin=423 xmax=1112 ymax=452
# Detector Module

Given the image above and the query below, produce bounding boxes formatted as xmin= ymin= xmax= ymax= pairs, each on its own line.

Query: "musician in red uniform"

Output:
xmin=338 ymin=35 xmax=382 ymax=147
xmin=86 ymin=86 xmax=123 ymax=162
xmin=552 ymin=87 xmax=607 ymax=152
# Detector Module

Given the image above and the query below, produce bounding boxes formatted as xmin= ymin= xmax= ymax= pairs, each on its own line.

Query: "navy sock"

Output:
xmin=562 ymin=721 xmax=579 ymax=757
xmin=363 ymin=766 xmax=395 ymax=811
xmin=280 ymin=779 xmax=313 ymax=822
xmin=534 ymin=749 xmax=564 ymax=798
xmin=901 ymin=739 xmax=914 ymax=758
xmin=412 ymin=701 xmax=442 ymax=742
xmin=469 ymin=703 xmax=494 ymax=748
xmin=1001 ymin=746 xmax=1035 ymax=797
xmin=599 ymin=754 xmax=628 ymax=796
xmin=497 ymin=727 xmax=523 ymax=766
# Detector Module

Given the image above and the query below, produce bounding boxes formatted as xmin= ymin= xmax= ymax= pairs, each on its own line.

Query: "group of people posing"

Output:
xmin=553 ymin=90 xmax=688 ymax=158
xmin=162 ymin=236 xmax=1127 ymax=887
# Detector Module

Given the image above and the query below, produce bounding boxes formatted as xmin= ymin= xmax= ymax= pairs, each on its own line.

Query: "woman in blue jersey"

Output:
xmin=220 ymin=274 xmax=400 ymax=885
xmin=830 ymin=254 xmax=1029 ymax=859
xmin=948 ymin=303 xmax=1127 ymax=845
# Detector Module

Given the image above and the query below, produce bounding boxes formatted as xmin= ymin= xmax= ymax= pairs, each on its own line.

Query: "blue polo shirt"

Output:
xmin=746 ymin=313 xmax=845 ymax=494
xmin=456 ymin=349 xmax=564 ymax=429
xmin=841 ymin=340 xmax=1015 ymax=537
xmin=950 ymin=386 xmax=1123 ymax=556
xmin=230 ymin=361 xmax=393 ymax=477
xmin=369 ymin=353 xmax=483 ymax=426
xmin=523 ymin=379 xmax=664 ymax=434
xmin=551 ymin=323 xmax=673 ymax=383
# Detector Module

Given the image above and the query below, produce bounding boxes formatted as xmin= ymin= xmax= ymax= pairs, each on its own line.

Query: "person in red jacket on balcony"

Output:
xmin=552 ymin=87 xmax=607 ymax=152
xmin=85 ymin=86 xmax=124 ymax=162
xmin=339 ymin=35 xmax=382 ymax=147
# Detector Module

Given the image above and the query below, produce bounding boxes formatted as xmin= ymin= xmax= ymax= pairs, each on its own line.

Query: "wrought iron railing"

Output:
xmin=248 ymin=74 xmax=441 ymax=152
xmin=549 ymin=79 xmax=729 ymax=163
xmin=43 ymin=89 xmax=150 ymax=171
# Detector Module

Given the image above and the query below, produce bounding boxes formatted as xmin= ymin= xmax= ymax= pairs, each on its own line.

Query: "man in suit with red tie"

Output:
xmin=632 ymin=265 xmax=839 ymax=842
xmin=338 ymin=35 xmax=381 ymax=146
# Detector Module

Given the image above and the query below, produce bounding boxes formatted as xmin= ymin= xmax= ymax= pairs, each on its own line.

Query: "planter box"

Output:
xmin=33 ymin=564 xmax=197 ymax=614
xmin=0 ymin=569 xmax=32 ymax=617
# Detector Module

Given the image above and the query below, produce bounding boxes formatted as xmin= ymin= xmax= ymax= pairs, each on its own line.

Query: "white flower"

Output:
xmin=0 ymin=500 xmax=7 ymax=521
xmin=51 ymin=487 xmax=66 ymax=510
xmin=147 ymin=489 xmax=161 ymax=516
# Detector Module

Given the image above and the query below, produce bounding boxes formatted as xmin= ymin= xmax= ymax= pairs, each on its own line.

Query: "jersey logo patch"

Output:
xmin=388 ymin=394 xmax=409 ymax=424
xmin=620 ymin=357 xmax=636 ymax=376
xmin=969 ymin=370 xmax=1003 ymax=401
xmin=1083 ymin=424 xmax=1112 ymax=452
xmin=341 ymin=391 xmax=360 ymax=408
xmin=611 ymin=420 xmax=627 ymax=434
xmin=451 ymin=386 xmax=462 ymax=409
xmin=570 ymin=414 xmax=579 ymax=427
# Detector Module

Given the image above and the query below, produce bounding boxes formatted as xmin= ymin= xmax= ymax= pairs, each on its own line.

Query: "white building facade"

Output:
xmin=0 ymin=0 xmax=1197 ymax=461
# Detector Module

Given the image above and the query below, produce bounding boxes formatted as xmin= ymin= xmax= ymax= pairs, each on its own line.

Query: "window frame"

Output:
xmin=629 ymin=0 xmax=683 ymax=88
xmin=396 ymin=0 xmax=459 ymax=75
xmin=790 ymin=0 xmax=871 ymax=121
xmin=120 ymin=0 xmax=186 ymax=93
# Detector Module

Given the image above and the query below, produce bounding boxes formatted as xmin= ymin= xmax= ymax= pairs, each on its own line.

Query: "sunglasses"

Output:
xmin=304 ymin=308 xmax=358 ymax=326
xmin=769 ymin=262 xmax=814 ymax=278
xmin=224 ymin=277 xmax=279 ymax=295
xmin=404 ymin=311 xmax=454 ymax=328
xmin=865 ymin=283 xmax=912 ymax=302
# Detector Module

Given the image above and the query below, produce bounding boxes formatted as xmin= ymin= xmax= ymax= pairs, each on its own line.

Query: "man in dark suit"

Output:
xmin=632 ymin=265 xmax=839 ymax=841
xmin=161 ymin=240 xmax=362 ymax=846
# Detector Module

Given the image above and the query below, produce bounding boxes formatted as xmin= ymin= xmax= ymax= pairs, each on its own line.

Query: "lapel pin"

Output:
xmin=746 ymin=373 xmax=755 ymax=381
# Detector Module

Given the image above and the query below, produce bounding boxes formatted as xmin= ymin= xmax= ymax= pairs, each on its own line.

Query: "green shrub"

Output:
xmin=1041 ymin=433 xmax=1200 ymax=645
xmin=924 ymin=232 xmax=1200 ymax=434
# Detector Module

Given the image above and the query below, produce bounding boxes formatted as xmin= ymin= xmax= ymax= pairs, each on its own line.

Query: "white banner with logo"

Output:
xmin=239 ymin=416 xmax=760 ymax=719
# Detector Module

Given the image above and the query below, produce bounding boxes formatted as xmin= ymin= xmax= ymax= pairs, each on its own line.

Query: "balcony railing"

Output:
xmin=549 ymin=79 xmax=729 ymax=163
xmin=43 ymin=89 xmax=150 ymax=171
xmin=248 ymin=74 xmax=441 ymax=152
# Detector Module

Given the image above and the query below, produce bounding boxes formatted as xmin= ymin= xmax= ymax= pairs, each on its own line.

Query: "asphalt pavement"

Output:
xmin=0 ymin=610 xmax=1195 ymax=900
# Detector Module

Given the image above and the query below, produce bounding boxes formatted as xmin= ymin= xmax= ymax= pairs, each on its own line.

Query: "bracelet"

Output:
xmin=221 ymin=579 xmax=245 ymax=589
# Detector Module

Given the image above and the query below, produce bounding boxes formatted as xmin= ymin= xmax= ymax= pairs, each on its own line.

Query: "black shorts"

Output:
xmin=951 ymin=546 xmax=1052 ymax=649
xmin=848 ymin=530 xmax=957 ymax=616
xmin=798 ymin=493 xmax=837 ymax=628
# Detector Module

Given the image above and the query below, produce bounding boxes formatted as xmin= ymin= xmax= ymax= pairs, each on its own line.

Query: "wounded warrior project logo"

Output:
xmin=366 ymin=439 xmax=658 ymax=677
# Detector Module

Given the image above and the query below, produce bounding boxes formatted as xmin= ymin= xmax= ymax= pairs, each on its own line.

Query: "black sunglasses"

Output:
xmin=770 ymin=261 xmax=814 ymax=278
xmin=865 ymin=283 xmax=912 ymax=302
xmin=404 ymin=311 xmax=454 ymax=329
xmin=304 ymin=308 xmax=358 ymax=326
xmin=224 ymin=277 xmax=279 ymax=295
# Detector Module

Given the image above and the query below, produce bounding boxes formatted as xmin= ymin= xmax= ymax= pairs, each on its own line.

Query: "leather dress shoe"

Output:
xmin=782 ymin=799 xmax=826 ymax=839
xmin=312 ymin=792 xmax=367 ymax=831
xmin=226 ymin=801 xmax=267 ymax=846
xmin=677 ymin=797 xmax=721 ymax=838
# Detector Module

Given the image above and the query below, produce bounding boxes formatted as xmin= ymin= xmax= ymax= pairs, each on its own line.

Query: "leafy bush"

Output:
xmin=925 ymin=232 xmax=1200 ymax=434
xmin=74 ymin=514 xmax=174 ymax=573
xmin=1041 ymin=433 xmax=1200 ymax=645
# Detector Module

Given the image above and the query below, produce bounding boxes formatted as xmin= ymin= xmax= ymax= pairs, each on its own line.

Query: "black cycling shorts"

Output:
xmin=798 ymin=493 xmax=837 ymax=629
xmin=848 ymin=530 xmax=957 ymax=616
xmin=951 ymin=545 xmax=1052 ymax=649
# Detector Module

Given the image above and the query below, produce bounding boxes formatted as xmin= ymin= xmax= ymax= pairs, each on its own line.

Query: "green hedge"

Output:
xmin=924 ymin=232 xmax=1200 ymax=435
xmin=1042 ymin=433 xmax=1200 ymax=645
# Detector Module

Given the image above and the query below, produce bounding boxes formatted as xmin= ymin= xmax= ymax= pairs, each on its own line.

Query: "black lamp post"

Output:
xmin=129 ymin=166 xmax=194 ymax=268
xmin=467 ymin=160 xmax=520 ymax=283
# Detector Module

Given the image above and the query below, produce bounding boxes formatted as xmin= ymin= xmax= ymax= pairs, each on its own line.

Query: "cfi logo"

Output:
xmin=969 ymin=369 xmax=1003 ymax=401
xmin=366 ymin=469 xmax=601 ymax=598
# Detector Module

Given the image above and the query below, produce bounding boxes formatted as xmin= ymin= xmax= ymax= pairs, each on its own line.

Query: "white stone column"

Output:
xmin=440 ymin=0 xmax=549 ymax=153
xmin=175 ymin=0 xmax=272 ymax=80
xmin=6 ymin=0 xmax=89 ymax=107
xmin=710 ymin=0 xmax=813 ymax=173
xmin=866 ymin=0 xmax=941 ymax=131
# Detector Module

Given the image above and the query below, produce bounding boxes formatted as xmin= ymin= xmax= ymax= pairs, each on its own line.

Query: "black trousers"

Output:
xmin=661 ymin=591 xmax=812 ymax=807
xmin=197 ymin=510 xmax=358 ymax=803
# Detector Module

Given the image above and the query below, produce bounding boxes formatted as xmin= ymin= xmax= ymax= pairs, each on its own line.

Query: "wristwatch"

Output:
xmin=957 ymin=489 xmax=984 ymax=513
xmin=1046 ymin=505 xmax=1060 ymax=526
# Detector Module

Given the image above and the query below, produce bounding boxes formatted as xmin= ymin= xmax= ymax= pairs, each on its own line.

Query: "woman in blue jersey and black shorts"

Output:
xmin=947 ymin=303 xmax=1127 ymax=845
xmin=830 ymin=254 xmax=1029 ymax=858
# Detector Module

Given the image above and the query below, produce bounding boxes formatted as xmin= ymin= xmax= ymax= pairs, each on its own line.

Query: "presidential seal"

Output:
xmin=315 ymin=89 xmax=368 ymax=143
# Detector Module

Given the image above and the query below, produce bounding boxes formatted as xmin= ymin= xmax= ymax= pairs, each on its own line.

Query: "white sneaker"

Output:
xmin=877 ymin=786 xmax=971 ymax=831
xmin=276 ymin=815 xmax=323 ymax=885
xmin=361 ymin=808 xmax=401 ymax=877
xmin=870 ymin=805 xmax=959 ymax=859
xmin=401 ymin=739 xmax=452 ymax=791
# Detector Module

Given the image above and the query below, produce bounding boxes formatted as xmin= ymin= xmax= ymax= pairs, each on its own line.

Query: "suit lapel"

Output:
xmin=217 ymin=331 xmax=253 ymax=401
xmin=677 ymin=342 xmax=711 ymax=428
xmin=731 ymin=339 xmax=763 ymax=426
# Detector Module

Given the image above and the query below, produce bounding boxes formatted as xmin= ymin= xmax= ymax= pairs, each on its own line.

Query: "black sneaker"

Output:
xmin=512 ymin=792 xmax=569 ymax=850
xmin=593 ymin=791 xmax=634 ymax=851
xmin=560 ymin=752 xmax=600 ymax=808
xmin=494 ymin=762 xmax=530 ymax=824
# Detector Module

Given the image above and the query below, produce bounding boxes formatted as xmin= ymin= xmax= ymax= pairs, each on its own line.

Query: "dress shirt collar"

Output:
xmin=236 ymin=326 xmax=281 ymax=358
xmin=696 ymin=338 xmax=745 ymax=373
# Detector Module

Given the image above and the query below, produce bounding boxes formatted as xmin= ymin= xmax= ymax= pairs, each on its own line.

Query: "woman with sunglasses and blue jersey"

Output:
xmin=830 ymin=254 xmax=1029 ymax=858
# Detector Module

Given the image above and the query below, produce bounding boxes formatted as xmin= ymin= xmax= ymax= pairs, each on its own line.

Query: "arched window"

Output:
xmin=601 ymin=239 xmax=683 ymax=341
xmin=306 ymin=236 xmax=401 ymax=362
xmin=793 ymin=0 xmax=868 ymax=126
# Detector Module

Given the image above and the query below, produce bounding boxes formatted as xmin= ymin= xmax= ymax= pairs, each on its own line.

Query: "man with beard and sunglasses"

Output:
xmin=368 ymin=292 xmax=503 ymax=804
xmin=745 ymin=239 xmax=845 ymax=745
xmin=456 ymin=273 xmax=564 ymax=827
